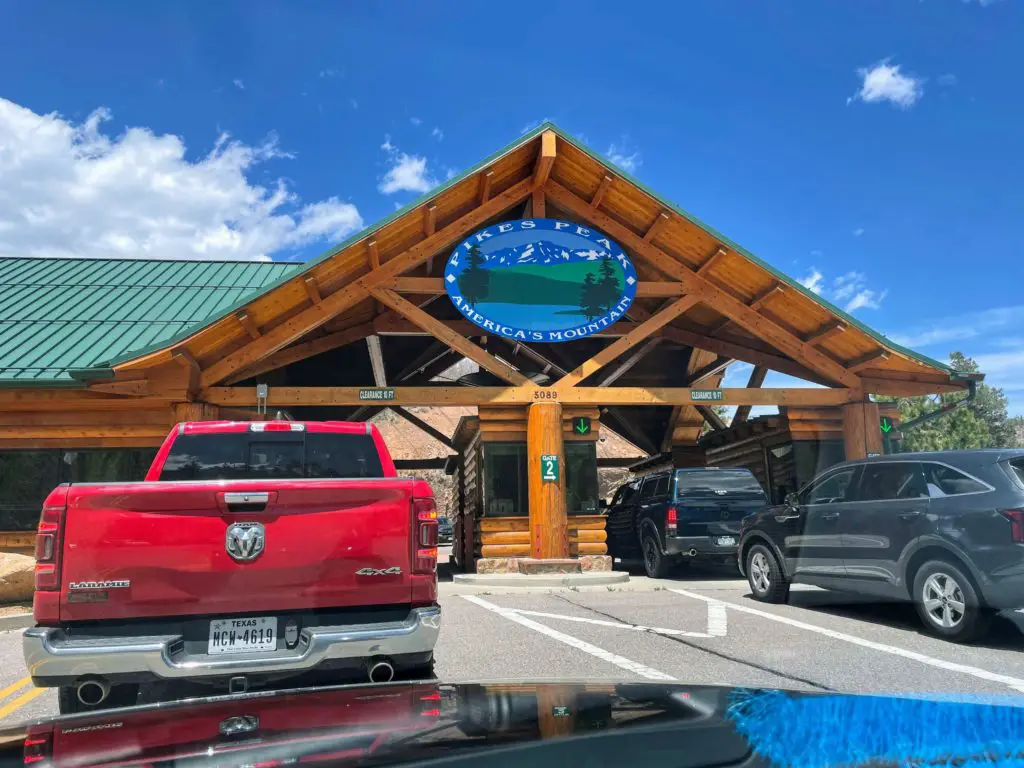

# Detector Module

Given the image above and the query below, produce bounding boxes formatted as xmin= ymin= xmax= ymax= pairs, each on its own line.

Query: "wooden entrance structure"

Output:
xmin=0 ymin=125 xmax=975 ymax=568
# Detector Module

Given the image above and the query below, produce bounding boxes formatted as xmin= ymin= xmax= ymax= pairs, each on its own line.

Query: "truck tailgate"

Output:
xmin=59 ymin=479 xmax=417 ymax=622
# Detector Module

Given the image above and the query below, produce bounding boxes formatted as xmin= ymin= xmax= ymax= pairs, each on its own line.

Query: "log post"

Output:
xmin=527 ymin=402 xmax=569 ymax=559
xmin=841 ymin=401 xmax=883 ymax=460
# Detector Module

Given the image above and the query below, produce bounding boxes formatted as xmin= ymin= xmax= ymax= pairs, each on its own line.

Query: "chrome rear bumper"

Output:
xmin=24 ymin=605 xmax=440 ymax=685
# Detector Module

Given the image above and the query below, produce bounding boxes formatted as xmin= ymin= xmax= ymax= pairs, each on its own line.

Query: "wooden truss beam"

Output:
xmin=390 ymin=406 xmax=454 ymax=449
xmin=366 ymin=335 xmax=388 ymax=386
xmin=709 ymin=282 xmax=784 ymax=337
xmin=545 ymin=180 xmax=861 ymax=388
xmin=369 ymin=287 xmax=531 ymax=386
xmin=804 ymin=319 xmax=847 ymax=345
xmin=303 ymin=277 xmax=322 ymax=304
xmin=590 ymin=175 xmax=613 ymax=209
xmin=534 ymin=130 xmax=556 ymax=187
xmin=478 ymin=170 xmax=494 ymax=204
xmin=847 ymin=349 xmax=891 ymax=373
xmin=224 ymin=322 xmax=375 ymax=385
xmin=661 ymin=405 xmax=683 ymax=453
xmin=203 ymin=386 xmax=860 ymax=408
xmin=730 ymin=365 xmax=768 ymax=426
xmin=697 ymin=248 xmax=728 ymax=275
xmin=556 ymin=295 xmax=701 ymax=388
xmin=686 ymin=356 xmax=733 ymax=385
xmin=236 ymin=311 xmax=261 ymax=340
xmin=696 ymin=405 xmax=728 ymax=432
xmin=598 ymin=338 xmax=661 ymax=386
xmin=644 ymin=212 xmax=670 ymax=243
xmin=195 ymin=176 xmax=534 ymax=387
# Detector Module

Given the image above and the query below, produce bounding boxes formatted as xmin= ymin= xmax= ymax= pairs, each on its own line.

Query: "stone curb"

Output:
xmin=452 ymin=572 xmax=629 ymax=588
xmin=0 ymin=612 xmax=33 ymax=632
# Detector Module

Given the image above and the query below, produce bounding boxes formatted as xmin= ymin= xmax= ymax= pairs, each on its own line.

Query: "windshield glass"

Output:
xmin=3 ymin=2 xmax=1024 ymax=753
xmin=674 ymin=470 xmax=765 ymax=497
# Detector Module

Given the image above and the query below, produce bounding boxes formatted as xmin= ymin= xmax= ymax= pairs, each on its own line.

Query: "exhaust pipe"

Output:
xmin=686 ymin=548 xmax=698 ymax=557
xmin=368 ymin=660 xmax=395 ymax=683
xmin=76 ymin=679 xmax=110 ymax=707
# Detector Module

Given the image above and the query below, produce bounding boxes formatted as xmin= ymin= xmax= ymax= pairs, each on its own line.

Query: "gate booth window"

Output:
xmin=482 ymin=442 xmax=598 ymax=516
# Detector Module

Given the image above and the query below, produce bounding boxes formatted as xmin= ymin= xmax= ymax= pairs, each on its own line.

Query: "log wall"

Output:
xmin=475 ymin=515 xmax=607 ymax=559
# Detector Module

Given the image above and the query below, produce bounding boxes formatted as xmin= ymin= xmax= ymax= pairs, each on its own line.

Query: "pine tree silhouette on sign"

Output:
xmin=458 ymin=244 xmax=490 ymax=308
xmin=579 ymin=272 xmax=603 ymax=320
xmin=597 ymin=257 xmax=621 ymax=312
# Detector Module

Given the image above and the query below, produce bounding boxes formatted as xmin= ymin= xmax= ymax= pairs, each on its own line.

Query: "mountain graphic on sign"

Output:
xmin=482 ymin=239 xmax=612 ymax=267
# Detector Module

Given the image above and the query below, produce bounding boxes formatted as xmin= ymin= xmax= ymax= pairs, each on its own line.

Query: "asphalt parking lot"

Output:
xmin=1 ymin=556 xmax=1022 ymax=725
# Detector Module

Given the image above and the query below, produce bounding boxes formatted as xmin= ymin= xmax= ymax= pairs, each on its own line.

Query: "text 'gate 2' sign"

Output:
xmin=444 ymin=219 xmax=637 ymax=343
xmin=540 ymin=455 xmax=560 ymax=483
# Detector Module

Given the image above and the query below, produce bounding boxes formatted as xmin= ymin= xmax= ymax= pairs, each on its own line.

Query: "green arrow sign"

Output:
xmin=573 ymin=416 xmax=591 ymax=435
xmin=880 ymin=417 xmax=893 ymax=434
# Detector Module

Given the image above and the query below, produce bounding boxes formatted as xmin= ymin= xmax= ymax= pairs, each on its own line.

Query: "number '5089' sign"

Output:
xmin=540 ymin=455 xmax=560 ymax=483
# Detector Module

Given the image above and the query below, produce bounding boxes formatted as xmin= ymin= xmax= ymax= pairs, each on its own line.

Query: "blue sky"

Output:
xmin=0 ymin=1 xmax=1021 ymax=412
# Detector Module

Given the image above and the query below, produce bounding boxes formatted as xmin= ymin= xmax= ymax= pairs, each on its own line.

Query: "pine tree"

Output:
xmin=579 ymin=272 xmax=603 ymax=320
xmin=458 ymin=244 xmax=490 ymax=308
xmin=596 ymin=257 xmax=621 ymax=312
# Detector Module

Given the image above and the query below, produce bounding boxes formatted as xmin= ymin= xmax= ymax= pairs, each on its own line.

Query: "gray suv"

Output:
xmin=738 ymin=450 xmax=1024 ymax=642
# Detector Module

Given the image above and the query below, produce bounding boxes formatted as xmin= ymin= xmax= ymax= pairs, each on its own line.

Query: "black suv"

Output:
xmin=606 ymin=467 xmax=769 ymax=578
xmin=738 ymin=450 xmax=1024 ymax=642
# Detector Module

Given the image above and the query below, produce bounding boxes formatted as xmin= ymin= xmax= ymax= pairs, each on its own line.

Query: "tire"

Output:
xmin=640 ymin=527 xmax=672 ymax=579
xmin=745 ymin=543 xmax=789 ymax=603
xmin=912 ymin=559 xmax=991 ymax=643
xmin=57 ymin=683 xmax=139 ymax=715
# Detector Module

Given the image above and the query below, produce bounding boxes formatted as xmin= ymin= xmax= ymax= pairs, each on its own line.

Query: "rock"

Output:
xmin=517 ymin=558 xmax=581 ymax=575
xmin=0 ymin=553 xmax=35 ymax=602
xmin=578 ymin=555 xmax=612 ymax=572
xmin=475 ymin=557 xmax=518 ymax=574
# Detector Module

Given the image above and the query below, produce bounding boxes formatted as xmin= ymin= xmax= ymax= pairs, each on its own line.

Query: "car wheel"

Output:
xmin=641 ymin=528 xmax=672 ymax=579
xmin=745 ymin=544 xmax=789 ymax=603
xmin=57 ymin=683 xmax=139 ymax=715
xmin=913 ymin=560 xmax=991 ymax=643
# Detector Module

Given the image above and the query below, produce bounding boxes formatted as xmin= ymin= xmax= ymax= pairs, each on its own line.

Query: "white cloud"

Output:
xmin=319 ymin=68 xmax=339 ymax=79
xmin=445 ymin=167 xmax=458 ymax=180
xmin=845 ymin=289 xmax=887 ymax=312
xmin=890 ymin=305 xmax=1024 ymax=349
xmin=853 ymin=227 xmax=865 ymax=236
xmin=431 ymin=126 xmax=444 ymax=141
xmin=521 ymin=117 xmax=553 ymax=134
xmin=606 ymin=139 xmax=641 ymax=173
xmin=799 ymin=268 xmax=824 ymax=295
xmin=379 ymin=152 xmax=437 ymax=195
xmin=380 ymin=134 xmax=396 ymax=152
xmin=937 ymin=73 xmax=958 ymax=87
xmin=848 ymin=59 xmax=924 ymax=109
xmin=410 ymin=117 xmax=422 ymax=126
xmin=233 ymin=78 xmax=245 ymax=90
xmin=0 ymin=98 xmax=363 ymax=261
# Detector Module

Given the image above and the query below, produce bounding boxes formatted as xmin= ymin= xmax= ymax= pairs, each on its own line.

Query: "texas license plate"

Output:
xmin=208 ymin=617 xmax=277 ymax=655
xmin=715 ymin=536 xmax=737 ymax=547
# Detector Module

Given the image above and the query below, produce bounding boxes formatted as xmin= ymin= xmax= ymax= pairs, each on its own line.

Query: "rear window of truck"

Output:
xmin=674 ymin=469 xmax=765 ymax=497
xmin=159 ymin=432 xmax=384 ymax=481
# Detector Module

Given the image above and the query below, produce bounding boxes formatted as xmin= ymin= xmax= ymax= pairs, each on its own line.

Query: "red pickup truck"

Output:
xmin=23 ymin=420 xmax=441 ymax=714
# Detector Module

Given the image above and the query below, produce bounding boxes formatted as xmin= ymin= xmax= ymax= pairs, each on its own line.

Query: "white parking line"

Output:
xmin=670 ymin=588 xmax=1024 ymax=694
xmin=462 ymin=595 xmax=676 ymax=681
xmin=510 ymin=600 xmax=727 ymax=639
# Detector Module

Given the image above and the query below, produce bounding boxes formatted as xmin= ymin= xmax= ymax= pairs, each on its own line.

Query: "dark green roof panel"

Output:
xmin=0 ymin=257 xmax=298 ymax=383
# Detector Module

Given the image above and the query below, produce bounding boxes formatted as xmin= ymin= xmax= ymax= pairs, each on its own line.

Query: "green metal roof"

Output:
xmin=0 ymin=257 xmax=298 ymax=384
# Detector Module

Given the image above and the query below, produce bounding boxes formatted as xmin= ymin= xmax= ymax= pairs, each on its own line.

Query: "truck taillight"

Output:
xmin=666 ymin=507 xmax=678 ymax=536
xmin=413 ymin=498 xmax=438 ymax=574
xmin=250 ymin=422 xmax=305 ymax=432
xmin=1003 ymin=509 xmax=1024 ymax=543
xmin=34 ymin=505 xmax=65 ymax=592
xmin=24 ymin=729 xmax=52 ymax=765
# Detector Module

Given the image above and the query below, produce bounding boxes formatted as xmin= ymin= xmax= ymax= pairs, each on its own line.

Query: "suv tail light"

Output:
xmin=413 ymin=498 xmax=438 ymax=574
xmin=666 ymin=507 xmax=678 ymax=536
xmin=1002 ymin=509 xmax=1024 ymax=543
xmin=34 ymin=501 xmax=66 ymax=592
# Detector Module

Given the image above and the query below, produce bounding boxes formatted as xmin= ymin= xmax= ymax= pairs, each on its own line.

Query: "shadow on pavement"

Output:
xmin=614 ymin=558 xmax=742 ymax=582
xmin=777 ymin=589 xmax=1024 ymax=649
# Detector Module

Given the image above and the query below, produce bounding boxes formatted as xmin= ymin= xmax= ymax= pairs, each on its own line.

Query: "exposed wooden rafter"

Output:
xmin=556 ymin=295 xmax=701 ymax=388
xmin=390 ymin=406 xmax=455 ymax=449
xmin=661 ymin=405 xmax=683 ymax=453
xmin=224 ymin=322 xmax=375 ymax=385
xmin=847 ymin=349 xmax=891 ymax=373
xmin=598 ymin=338 xmax=661 ymax=386
xmin=696 ymin=404 xmax=727 ymax=432
xmin=708 ymin=281 xmax=784 ymax=337
xmin=697 ymin=248 xmax=728 ymax=275
xmin=686 ymin=356 xmax=733 ymax=385
xmin=369 ymin=287 xmax=532 ymax=386
xmin=303 ymin=277 xmax=322 ymax=304
xmin=195 ymin=175 xmax=534 ymax=387
xmin=367 ymin=240 xmax=380 ymax=271
xmin=545 ymin=180 xmax=861 ymax=388
xmin=423 ymin=205 xmax=436 ymax=237
xmin=478 ymin=170 xmax=493 ymax=204
xmin=804 ymin=319 xmax=847 ymax=345
xmin=236 ymin=311 xmax=261 ymax=340
xmin=173 ymin=348 xmax=201 ymax=396
xmin=590 ymin=175 xmax=613 ymax=209
xmin=730 ymin=365 xmax=768 ymax=426
xmin=534 ymin=130 xmax=556 ymax=187
xmin=643 ymin=212 xmax=670 ymax=243
xmin=366 ymin=335 xmax=388 ymax=387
